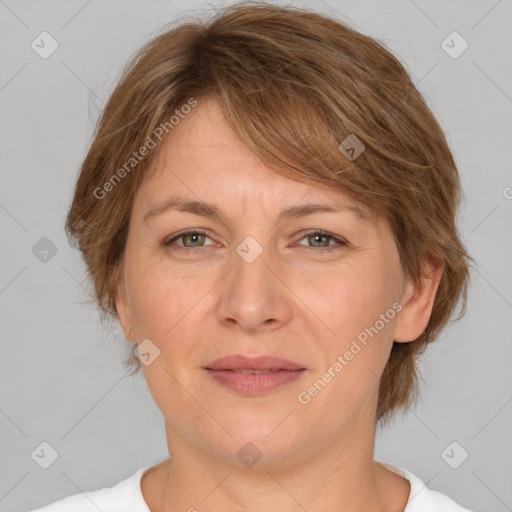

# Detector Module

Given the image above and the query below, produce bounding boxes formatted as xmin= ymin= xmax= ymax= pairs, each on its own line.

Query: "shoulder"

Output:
xmin=27 ymin=465 xmax=152 ymax=512
xmin=378 ymin=461 xmax=476 ymax=512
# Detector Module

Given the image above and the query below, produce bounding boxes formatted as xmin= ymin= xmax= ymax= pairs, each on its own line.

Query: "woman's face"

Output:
xmin=117 ymin=98 xmax=413 ymax=468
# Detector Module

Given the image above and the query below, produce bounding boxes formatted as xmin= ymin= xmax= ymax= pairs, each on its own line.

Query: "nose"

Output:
xmin=215 ymin=238 xmax=293 ymax=333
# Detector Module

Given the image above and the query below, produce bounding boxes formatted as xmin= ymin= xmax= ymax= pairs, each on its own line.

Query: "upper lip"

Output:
xmin=204 ymin=355 xmax=305 ymax=371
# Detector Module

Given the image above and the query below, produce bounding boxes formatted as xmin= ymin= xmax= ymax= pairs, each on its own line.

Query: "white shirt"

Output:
xmin=28 ymin=461 xmax=475 ymax=511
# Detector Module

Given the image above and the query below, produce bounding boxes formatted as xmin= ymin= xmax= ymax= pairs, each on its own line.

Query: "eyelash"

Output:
xmin=161 ymin=229 xmax=347 ymax=255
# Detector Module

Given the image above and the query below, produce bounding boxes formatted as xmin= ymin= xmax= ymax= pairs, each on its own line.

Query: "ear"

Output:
xmin=393 ymin=258 xmax=444 ymax=343
xmin=114 ymin=265 xmax=136 ymax=344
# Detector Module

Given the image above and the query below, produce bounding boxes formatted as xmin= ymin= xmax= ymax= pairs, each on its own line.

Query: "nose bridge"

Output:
xmin=216 ymin=232 xmax=291 ymax=332
xmin=231 ymin=233 xmax=275 ymax=299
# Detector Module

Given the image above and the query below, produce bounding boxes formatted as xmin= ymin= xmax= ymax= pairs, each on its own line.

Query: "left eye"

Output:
xmin=296 ymin=230 xmax=347 ymax=255
xmin=162 ymin=229 xmax=347 ymax=254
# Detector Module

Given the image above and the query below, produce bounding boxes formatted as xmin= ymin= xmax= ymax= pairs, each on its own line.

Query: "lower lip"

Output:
xmin=204 ymin=369 xmax=305 ymax=395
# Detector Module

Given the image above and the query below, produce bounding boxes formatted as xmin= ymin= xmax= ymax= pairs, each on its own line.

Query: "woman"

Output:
xmin=31 ymin=3 xmax=475 ymax=511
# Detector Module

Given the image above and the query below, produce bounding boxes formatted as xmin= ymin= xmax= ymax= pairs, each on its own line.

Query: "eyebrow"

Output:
xmin=143 ymin=196 xmax=372 ymax=225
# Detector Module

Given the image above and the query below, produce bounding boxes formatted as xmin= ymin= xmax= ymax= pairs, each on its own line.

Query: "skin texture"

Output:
xmin=116 ymin=98 xmax=442 ymax=512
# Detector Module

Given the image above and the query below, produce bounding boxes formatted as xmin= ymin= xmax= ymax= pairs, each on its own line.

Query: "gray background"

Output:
xmin=1 ymin=0 xmax=511 ymax=511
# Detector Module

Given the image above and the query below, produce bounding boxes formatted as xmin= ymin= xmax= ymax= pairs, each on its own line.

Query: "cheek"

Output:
xmin=299 ymin=260 xmax=398 ymax=393
xmin=127 ymin=262 xmax=208 ymax=385
xmin=127 ymin=257 xmax=193 ymax=335
xmin=299 ymin=260 xmax=393 ymax=337
xmin=130 ymin=267 xmax=203 ymax=414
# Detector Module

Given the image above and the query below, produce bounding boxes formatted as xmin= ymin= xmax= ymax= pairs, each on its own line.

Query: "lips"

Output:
xmin=204 ymin=355 xmax=305 ymax=372
xmin=204 ymin=355 xmax=306 ymax=395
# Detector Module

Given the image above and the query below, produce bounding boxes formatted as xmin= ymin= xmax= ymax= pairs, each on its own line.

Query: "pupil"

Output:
xmin=314 ymin=234 xmax=326 ymax=246
xmin=188 ymin=233 xmax=202 ymax=246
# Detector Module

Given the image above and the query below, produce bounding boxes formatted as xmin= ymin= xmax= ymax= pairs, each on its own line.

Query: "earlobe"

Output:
xmin=393 ymin=260 xmax=443 ymax=343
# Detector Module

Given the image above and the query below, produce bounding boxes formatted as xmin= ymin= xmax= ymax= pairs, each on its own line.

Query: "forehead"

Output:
xmin=137 ymin=98 xmax=376 ymax=227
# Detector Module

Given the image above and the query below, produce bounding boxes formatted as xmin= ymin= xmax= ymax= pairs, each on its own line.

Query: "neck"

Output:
xmin=144 ymin=418 xmax=409 ymax=512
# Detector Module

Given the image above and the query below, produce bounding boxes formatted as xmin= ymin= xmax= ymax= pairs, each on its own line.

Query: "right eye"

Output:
xmin=161 ymin=229 xmax=214 ymax=250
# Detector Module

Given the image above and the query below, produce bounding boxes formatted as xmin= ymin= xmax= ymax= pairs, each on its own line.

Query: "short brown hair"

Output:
xmin=65 ymin=1 xmax=473 ymax=426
